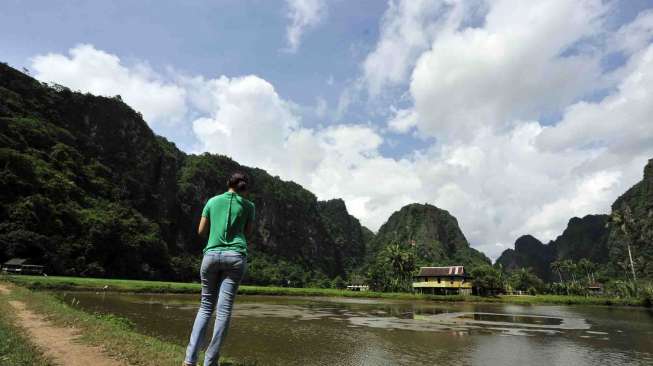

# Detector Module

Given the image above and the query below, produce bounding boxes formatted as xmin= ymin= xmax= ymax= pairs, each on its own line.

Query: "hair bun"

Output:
xmin=236 ymin=180 xmax=248 ymax=192
xmin=228 ymin=172 xmax=249 ymax=193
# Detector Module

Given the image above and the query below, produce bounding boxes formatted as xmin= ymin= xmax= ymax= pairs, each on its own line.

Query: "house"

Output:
xmin=346 ymin=285 xmax=369 ymax=292
xmin=1 ymin=258 xmax=45 ymax=275
xmin=412 ymin=266 xmax=472 ymax=295
xmin=587 ymin=282 xmax=603 ymax=295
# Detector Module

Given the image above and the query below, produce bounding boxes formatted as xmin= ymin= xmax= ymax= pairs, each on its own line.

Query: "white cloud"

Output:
xmin=285 ymin=0 xmax=327 ymax=53
xmin=408 ymin=0 xmax=609 ymax=141
xmin=31 ymin=44 xmax=187 ymax=126
xmin=27 ymin=0 xmax=653 ymax=263
xmin=612 ymin=9 xmax=653 ymax=55
xmin=353 ymin=0 xmax=653 ymax=259
xmin=362 ymin=0 xmax=453 ymax=95
xmin=190 ymin=74 xmax=304 ymax=178
xmin=387 ymin=107 xmax=418 ymax=133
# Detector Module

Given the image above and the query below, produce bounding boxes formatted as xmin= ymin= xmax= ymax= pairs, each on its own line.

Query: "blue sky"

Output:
xmin=2 ymin=0 xmax=390 ymax=150
xmin=2 ymin=0 xmax=653 ymax=260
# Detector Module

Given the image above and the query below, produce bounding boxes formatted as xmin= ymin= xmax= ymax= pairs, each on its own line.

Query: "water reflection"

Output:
xmin=58 ymin=292 xmax=653 ymax=366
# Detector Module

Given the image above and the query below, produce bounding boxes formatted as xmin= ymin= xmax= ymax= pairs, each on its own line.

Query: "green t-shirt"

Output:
xmin=201 ymin=191 xmax=255 ymax=255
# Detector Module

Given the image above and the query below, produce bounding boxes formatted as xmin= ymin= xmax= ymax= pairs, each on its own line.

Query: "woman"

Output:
xmin=184 ymin=172 xmax=255 ymax=366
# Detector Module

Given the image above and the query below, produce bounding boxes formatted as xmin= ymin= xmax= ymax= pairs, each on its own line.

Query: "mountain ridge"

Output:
xmin=497 ymin=158 xmax=653 ymax=281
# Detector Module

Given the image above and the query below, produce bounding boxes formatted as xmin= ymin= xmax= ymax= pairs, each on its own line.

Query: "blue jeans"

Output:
xmin=185 ymin=251 xmax=247 ymax=366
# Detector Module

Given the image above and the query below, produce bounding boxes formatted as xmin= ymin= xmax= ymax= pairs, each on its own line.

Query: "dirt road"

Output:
xmin=0 ymin=283 xmax=126 ymax=366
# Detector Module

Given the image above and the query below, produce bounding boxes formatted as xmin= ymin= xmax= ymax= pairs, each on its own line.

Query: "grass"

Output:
xmin=0 ymin=298 xmax=54 ymax=366
xmin=0 ymin=281 xmax=254 ymax=366
xmin=4 ymin=274 xmax=649 ymax=307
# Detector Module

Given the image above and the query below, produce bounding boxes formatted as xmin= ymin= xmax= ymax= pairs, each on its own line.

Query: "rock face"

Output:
xmin=497 ymin=158 xmax=653 ymax=281
xmin=496 ymin=235 xmax=556 ymax=282
xmin=553 ymin=215 xmax=609 ymax=263
xmin=370 ymin=203 xmax=491 ymax=267
xmin=0 ymin=63 xmax=371 ymax=282
xmin=607 ymin=158 xmax=653 ymax=279
xmin=316 ymin=199 xmax=369 ymax=272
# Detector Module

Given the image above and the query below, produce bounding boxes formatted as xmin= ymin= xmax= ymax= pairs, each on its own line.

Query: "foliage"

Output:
xmin=0 ymin=64 xmax=371 ymax=284
xmin=470 ymin=265 xmax=504 ymax=296
xmin=368 ymin=203 xmax=490 ymax=281
xmin=367 ymin=243 xmax=416 ymax=292
xmin=4 ymin=276 xmax=650 ymax=307
xmin=508 ymin=268 xmax=544 ymax=293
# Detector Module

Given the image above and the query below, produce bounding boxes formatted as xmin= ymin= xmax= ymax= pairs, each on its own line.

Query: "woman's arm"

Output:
xmin=245 ymin=221 xmax=254 ymax=241
xmin=198 ymin=216 xmax=210 ymax=236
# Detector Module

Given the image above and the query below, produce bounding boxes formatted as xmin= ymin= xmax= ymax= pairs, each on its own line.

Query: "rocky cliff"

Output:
xmin=607 ymin=158 xmax=653 ymax=279
xmin=495 ymin=235 xmax=556 ymax=282
xmin=497 ymin=158 xmax=652 ymax=281
xmin=0 ymin=63 xmax=371 ymax=283
xmin=370 ymin=203 xmax=490 ymax=268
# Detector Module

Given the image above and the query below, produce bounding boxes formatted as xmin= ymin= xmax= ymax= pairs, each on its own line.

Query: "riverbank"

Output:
xmin=4 ymin=274 xmax=649 ymax=307
xmin=0 ymin=281 xmax=251 ymax=366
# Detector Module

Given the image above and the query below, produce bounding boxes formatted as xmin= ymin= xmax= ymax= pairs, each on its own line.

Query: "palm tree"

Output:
xmin=562 ymin=259 xmax=576 ymax=283
xmin=610 ymin=207 xmax=638 ymax=283
xmin=550 ymin=260 xmax=563 ymax=283
xmin=382 ymin=243 xmax=416 ymax=291
xmin=578 ymin=258 xmax=593 ymax=284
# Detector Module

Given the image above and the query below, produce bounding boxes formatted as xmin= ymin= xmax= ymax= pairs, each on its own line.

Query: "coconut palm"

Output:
xmin=577 ymin=258 xmax=593 ymax=284
xmin=562 ymin=259 xmax=576 ymax=283
xmin=610 ymin=207 xmax=638 ymax=282
xmin=550 ymin=260 xmax=563 ymax=283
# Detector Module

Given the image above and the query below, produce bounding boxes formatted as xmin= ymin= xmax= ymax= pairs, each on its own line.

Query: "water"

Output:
xmin=58 ymin=292 xmax=653 ymax=365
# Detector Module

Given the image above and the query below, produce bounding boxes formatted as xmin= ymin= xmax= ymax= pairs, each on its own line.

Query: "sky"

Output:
xmin=2 ymin=0 xmax=653 ymax=261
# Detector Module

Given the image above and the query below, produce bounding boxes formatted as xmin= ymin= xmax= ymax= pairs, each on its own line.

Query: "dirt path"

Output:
xmin=0 ymin=283 xmax=127 ymax=366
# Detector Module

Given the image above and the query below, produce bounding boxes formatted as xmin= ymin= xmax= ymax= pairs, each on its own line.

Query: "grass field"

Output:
xmin=3 ymin=274 xmax=648 ymax=307
xmin=0 ymin=281 xmax=253 ymax=366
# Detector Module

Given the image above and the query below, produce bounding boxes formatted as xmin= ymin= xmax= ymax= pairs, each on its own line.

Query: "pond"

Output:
xmin=59 ymin=292 xmax=653 ymax=365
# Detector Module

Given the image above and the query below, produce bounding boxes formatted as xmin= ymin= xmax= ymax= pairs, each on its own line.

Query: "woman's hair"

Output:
xmin=227 ymin=172 xmax=249 ymax=193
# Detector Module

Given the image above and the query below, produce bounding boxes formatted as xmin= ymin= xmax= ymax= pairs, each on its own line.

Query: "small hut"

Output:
xmin=587 ymin=282 xmax=603 ymax=295
xmin=1 ymin=258 xmax=44 ymax=275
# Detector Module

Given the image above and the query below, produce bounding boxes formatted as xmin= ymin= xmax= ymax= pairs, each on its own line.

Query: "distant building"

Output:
xmin=413 ymin=266 xmax=472 ymax=295
xmin=1 ymin=258 xmax=44 ymax=275
xmin=587 ymin=282 xmax=603 ymax=295
xmin=346 ymin=285 xmax=369 ymax=292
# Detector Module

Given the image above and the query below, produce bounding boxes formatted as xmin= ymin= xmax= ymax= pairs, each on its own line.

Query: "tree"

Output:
xmin=550 ymin=260 xmax=563 ymax=283
xmin=562 ymin=260 xmax=577 ymax=283
xmin=577 ymin=258 xmax=594 ymax=284
xmin=471 ymin=265 xmax=503 ymax=296
xmin=509 ymin=268 xmax=544 ymax=294
xmin=610 ymin=206 xmax=638 ymax=282
xmin=367 ymin=242 xmax=416 ymax=292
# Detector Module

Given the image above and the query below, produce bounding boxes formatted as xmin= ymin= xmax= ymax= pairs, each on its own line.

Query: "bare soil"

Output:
xmin=0 ymin=283 xmax=127 ymax=366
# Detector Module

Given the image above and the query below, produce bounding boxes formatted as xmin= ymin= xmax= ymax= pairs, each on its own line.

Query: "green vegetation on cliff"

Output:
xmin=608 ymin=159 xmax=653 ymax=279
xmin=369 ymin=203 xmax=490 ymax=268
xmin=0 ymin=63 xmax=370 ymax=285
xmin=497 ymin=159 xmax=653 ymax=283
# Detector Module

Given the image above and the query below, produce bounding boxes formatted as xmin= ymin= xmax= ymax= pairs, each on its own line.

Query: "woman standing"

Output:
xmin=184 ymin=172 xmax=255 ymax=366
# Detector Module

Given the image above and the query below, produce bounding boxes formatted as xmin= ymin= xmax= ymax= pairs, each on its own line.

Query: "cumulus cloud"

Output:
xmin=362 ymin=0 xmax=452 ymax=95
xmin=408 ymin=0 xmax=609 ymax=141
xmin=27 ymin=1 xmax=653 ymax=261
xmin=354 ymin=0 xmax=653 ymax=259
xmin=31 ymin=44 xmax=187 ymax=126
xmin=285 ymin=0 xmax=327 ymax=52
xmin=536 ymin=44 xmax=653 ymax=160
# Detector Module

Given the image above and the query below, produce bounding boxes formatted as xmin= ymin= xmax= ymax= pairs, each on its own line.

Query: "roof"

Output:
xmin=3 ymin=258 xmax=27 ymax=266
xmin=416 ymin=266 xmax=466 ymax=277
